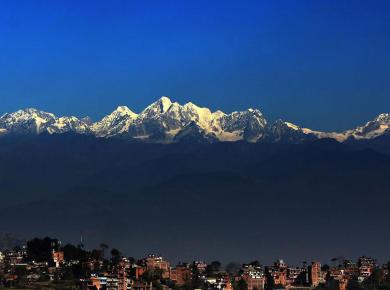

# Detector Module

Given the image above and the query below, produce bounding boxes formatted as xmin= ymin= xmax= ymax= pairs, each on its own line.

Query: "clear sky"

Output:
xmin=0 ymin=0 xmax=389 ymax=131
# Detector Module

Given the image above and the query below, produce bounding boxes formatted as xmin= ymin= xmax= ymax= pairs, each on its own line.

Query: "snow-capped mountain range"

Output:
xmin=0 ymin=96 xmax=389 ymax=143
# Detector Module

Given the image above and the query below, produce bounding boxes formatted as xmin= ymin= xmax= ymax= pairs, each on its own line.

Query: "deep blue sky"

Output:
xmin=0 ymin=0 xmax=389 ymax=131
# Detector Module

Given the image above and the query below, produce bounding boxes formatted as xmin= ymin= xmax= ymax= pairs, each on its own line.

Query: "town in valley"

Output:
xmin=0 ymin=237 xmax=388 ymax=290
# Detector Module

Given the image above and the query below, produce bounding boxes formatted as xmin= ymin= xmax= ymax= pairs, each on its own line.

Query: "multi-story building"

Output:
xmin=330 ymin=268 xmax=344 ymax=281
xmin=170 ymin=263 xmax=191 ymax=286
xmin=4 ymin=249 xmax=26 ymax=266
xmin=80 ymin=275 xmax=107 ymax=290
xmin=80 ymin=274 xmax=132 ymax=290
xmin=339 ymin=278 xmax=349 ymax=290
xmin=268 ymin=260 xmax=287 ymax=286
xmin=343 ymin=260 xmax=359 ymax=278
xmin=309 ymin=262 xmax=323 ymax=287
xmin=358 ymin=256 xmax=376 ymax=268
xmin=358 ymin=256 xmax=376 ymax=278
xmin=194 ymin=261 xmax=208 ymax=273
xmin=52 ymin=250 xmax=64 ymax=268
xmin=243 ymin=274 xmax=265 ymax=290
xmin=118 ymin=258 xmax=132 ymax=290
xmin=133 ymin=264 xmax=146 ymax=279
xmin=287 ymin=267 xmax=306 ymax=285
xmin=143 ymin=254 xmax=170 ymax=279
xmin=241 ymin=264 xmax=265 ymax=290
xmin=205 ymin=276 xmax=232 ymax=290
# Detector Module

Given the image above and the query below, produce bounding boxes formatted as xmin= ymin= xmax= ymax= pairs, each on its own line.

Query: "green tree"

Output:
xmin=100 ymin=243 xmax=109 ymax=259
xmin=265 ymin=270 xmax=275 ymax=290
xmin=27 ymin=237 xmax=59 ymax=262
xmin=226 ymin=262 xmax=241 ymax=276
xmin=91 ymin=249 xmax=102 ymax=260
xmin=324 ymin=279 xmax=340 ymax=290
xmin=346 ymin=278 xmax=364 ymax=290
xmin=191 ymin=264 xmax=203 ymax=289
xmin=61 ymin=244 xmax=88 ymax=261
xmin=110 ymin=248 xmax=121 ymax=265
xmin=62 ymin=266 xmax=75 ymax=281
xmin=363 ymin=269 xmax=385 ymax=290
xmin=295 ymin=271 xmax=308 ymax=286
xmin=234 ymin=279 xmax=248 ymax=290
xmin=14 ymin=265 xmax=27 ymax=288
xmin=206 ymin=261 xmax=221 ymax=277
xmin=249 ymin=261 xmax=261 ymax=267
xmin=143 ymin=268 xmax=164 ymax=283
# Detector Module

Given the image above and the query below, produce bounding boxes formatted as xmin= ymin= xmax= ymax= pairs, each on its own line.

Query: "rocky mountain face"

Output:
xmin=343 ymin=113 xmax=390 ymax=140
xmin=301 ymin=113 xmax=390 ymax=142
xmin=0 ymin=97 xmax=389 ymax=144
xmin=0 ymin=108 xmax=57 ymax=135
xmin=91 ymin=106 xmax=137 ymax=137
xmin=264 ymin=120 xmax=317 ymax=144
xmin=0 ymin=108 xmax=92 ymax=135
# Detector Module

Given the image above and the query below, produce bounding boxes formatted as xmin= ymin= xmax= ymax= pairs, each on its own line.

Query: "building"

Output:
xmin=170 ymin=264 xmax=192 ymax=286
xmin=143 ymin=255 xmax=170 ymax=279
xmin=52 ymin=250 xmax=64 ymax=268
xmin=343 ymin=260 xmax=359 ymax=278
xmin=268 ymin=261 xmax=287 ymax=286
xmin=4 ymin=249 xmax=25 ymax=265
xmin=242 ymin=264 xmax=265 ymax=290
xmin=205 ymin=276 xmax=232 ymax=290
xmin=80 ymin=275 xmax=107 ymax=290
xmin=80 ymin=275 xmax=132 ymax=290
xmin=194 ymin=261 xmax=208 ymax=273
xmin=358 ymin=256 xmax=376 ymax=268
xmin=133 ymin=264 xmax=146 ymax=280
xmin=309 ymin=262 xmax=322 ymax=287
xmin=358 ymin=256 xmax=376 ymax=278
xmin=243 ymin=275 xmax=265 ymax=290
xmin=118 ymin=259 xmax=132 ymax=290
xmin=330 ymin=269 xmax=344 ymax=281
xmin=287 ymin=267 xmax=306 ymax=285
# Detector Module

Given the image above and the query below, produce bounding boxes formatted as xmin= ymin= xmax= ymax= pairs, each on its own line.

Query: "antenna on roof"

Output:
xmin=78 ymin=231 xmax=85 ymax=249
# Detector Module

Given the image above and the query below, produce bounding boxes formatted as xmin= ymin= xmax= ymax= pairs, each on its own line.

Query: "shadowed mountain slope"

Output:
xmin=0 ymin=134 xmax=390 ymax=263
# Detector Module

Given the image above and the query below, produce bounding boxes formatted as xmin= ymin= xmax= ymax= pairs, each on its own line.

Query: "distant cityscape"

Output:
xmin=0 ymin=237 xmax=389 ymax=290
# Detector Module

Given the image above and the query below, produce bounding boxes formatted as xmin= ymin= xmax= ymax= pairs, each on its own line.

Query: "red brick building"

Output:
xmin=170 ymin=264 xmax=191 ymax=286
xmin=144 ymin=255 xmax=170 ymax=279
xmin=310 ymin=262 xmax=322 ymax=287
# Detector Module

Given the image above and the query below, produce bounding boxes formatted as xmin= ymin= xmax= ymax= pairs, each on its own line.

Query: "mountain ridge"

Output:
xmin=1 ymin=96 xmax=389 ymax=144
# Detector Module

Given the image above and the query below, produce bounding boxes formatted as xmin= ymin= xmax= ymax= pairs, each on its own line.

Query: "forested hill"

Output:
xmin=1 ymin=134 xmax=390 ymax=264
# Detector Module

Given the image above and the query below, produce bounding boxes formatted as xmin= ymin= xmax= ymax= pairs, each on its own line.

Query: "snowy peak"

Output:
xmin=91 ymin=106 xmax=138 ymax=137
xmin=85 ymin=97 xmax=268 ymax=142
xmin=182 ymin=102 xmax=215 ymax=130
xmin=0 ymin=108 xmax=90 ymax=135
xmin=345 ymin=112 xmax=390 ymax=140
xmin=264 ymin=119 xmax=317 ymax=144
xmin=292 ymin=113 xmax=390 ymax=142
xmin=0 ymin=108 xmax=57 ymax=134
xmin=115 ymin=106 xmax=137 ymax=117
xmin=141 ymin=96 xmax=174 ymax=116
xmin=374 ymin=113 xmax=390 ymax=124
xmin=81 ymin=116 xmax=93 ymax=126
xmin=49 ymin=116 xmax=92 ymax=134
xmin=217 ymin=108 xmax=267 ymax=142
xmin=157 ymin=96 xmax=174 ymax=113
xmin=104 ymin=106 xmax=137 ymax=120
xmin=6 ymin=108 xmax=56 ymax=121
xmin=174 ymin=121 xmax=218 ymax=144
